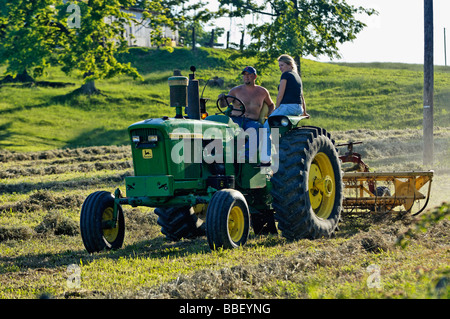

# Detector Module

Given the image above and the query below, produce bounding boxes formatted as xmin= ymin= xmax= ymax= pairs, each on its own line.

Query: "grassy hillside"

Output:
xmin=0 ymin=47 xmax=449 ymax=152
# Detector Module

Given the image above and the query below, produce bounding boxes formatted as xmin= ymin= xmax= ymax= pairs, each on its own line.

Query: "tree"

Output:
xmin=178 ymin=20 xmax=225 ymax=49
xmin=56 ymin=0 xmax=174 ymax=94
xmin=0 ymin=0 xmax=173 ymax=93
xmin=0 ymin=0 xmax=64 ymax=82
xmin=166 ymin=0 xmax=225 ymax=50
xmin=218 ymin=0 xmax=377 ymax=73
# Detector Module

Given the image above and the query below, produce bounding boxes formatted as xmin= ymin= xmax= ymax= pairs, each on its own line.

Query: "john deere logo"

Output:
xmin=142 ymin=149 xmax=153 ymax=159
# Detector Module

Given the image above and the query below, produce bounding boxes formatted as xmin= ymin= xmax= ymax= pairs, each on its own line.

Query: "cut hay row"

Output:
xmin=0 ymin=146 xmax=135 ymax=243
xmin=0 ymin=134 xmax=448 ymax=299
xmin=0 ymin=171 xmax=132 ymax=195
xmin=0 ymin=160 xmax=132 ymax=179
xmin=0 ymin=145 xmax=131 ymax=163
xmin=0 ymin=129 xmax=448 ymax=244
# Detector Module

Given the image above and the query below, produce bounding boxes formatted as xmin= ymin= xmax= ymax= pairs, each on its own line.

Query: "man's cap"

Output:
xmin=241 ymin=66 xmax=257 ymax=75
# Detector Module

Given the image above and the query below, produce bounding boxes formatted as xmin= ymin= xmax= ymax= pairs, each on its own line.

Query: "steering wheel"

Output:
xmin=216 ymin=95 xmax=246 ymax=117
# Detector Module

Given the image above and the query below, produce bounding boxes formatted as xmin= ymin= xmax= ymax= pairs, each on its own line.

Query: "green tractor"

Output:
xmin=80 ymin=67 xmax=344 ymax=253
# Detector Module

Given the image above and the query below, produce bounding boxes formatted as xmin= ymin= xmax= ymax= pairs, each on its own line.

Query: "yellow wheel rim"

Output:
xmin=308 ymin=152 xmax=336 ymax=219
xmin=228 ymin=206 xmax=245 ymax=243
xmin=102 ymin=207 xmax=119 ymax=243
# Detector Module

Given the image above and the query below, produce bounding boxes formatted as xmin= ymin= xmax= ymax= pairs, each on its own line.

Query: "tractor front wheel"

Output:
xmin=206 ymin=189 xmax=250 ymax=250
xmin=80 ymin=191 xmax=125 ymax=253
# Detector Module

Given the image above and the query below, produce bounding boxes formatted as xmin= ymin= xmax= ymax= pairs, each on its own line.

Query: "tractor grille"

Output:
xmin=130 ymin=128 xmax=160 ymax=142
xmin=130 ymin=127 xmax=167 ymax=176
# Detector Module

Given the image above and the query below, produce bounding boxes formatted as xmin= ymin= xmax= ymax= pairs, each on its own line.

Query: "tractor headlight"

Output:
xmin=268 ymin=115 xmax=292 ymax=128
xmin=280 ymin=117 xmax=290 ymax=127
xmin=147 ymin=135 xmax=158 ymax=142
xmin=132 ymin=136 xmax=140 ymax=143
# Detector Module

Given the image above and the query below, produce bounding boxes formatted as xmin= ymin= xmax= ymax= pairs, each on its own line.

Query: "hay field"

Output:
xmin=0 ymin=128 xmax=448 ymax=299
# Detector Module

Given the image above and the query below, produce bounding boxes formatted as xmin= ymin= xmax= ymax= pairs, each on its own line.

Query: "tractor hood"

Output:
xmin=126 ymin=116 xmax=240 ymax=180
xmin=127 ymin=116 xmax=237 ymax=142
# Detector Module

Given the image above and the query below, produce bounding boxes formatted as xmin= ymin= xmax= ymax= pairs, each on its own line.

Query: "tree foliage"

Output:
xmin=0 ymin=0 xmax=377 ymax=86
xmin=55 ymin=0 xmax=173 ymax=93
xmin=0 ymin=0 xmax=174 ymax=92
xmin=161 ymin=0 xmax=225 ymax=49
xmin=219 ymin=0 xmax=377 ymax=72
xmin=0 ymin=0 xmax=64 ymax=80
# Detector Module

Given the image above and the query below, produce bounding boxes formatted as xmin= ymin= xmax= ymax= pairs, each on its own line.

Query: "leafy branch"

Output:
xmin=397 ymin=202 xmax=450 ymax=249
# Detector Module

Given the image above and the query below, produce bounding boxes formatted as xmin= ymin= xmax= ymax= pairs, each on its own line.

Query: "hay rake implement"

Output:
xmin=338 ymin=142 xmax=433 ymax=216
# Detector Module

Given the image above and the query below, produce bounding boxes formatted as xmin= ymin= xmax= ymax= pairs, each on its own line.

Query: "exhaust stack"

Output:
xmin=187 ymin=66 xmax=200 ymax=120
xmin=168 ymin=66 xmax=202 ymax=119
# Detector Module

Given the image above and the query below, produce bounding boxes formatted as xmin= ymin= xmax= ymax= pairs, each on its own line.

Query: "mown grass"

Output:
xmin=0 ymin=141 xmax=448 ymax=299
xmin=1 ymin=213 xmax=448 ymax=299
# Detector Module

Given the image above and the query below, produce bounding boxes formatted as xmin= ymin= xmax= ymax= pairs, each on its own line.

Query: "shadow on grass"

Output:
xmin=0 ymin=122 xmax=13 ymax=145
xmin=0 ymin=218 xmax=305 ymax=274
xmin=65 ymin=127 xmax=128 ymax=150
xmin=0 ymin=234 xmax=212 ymax=274
xmin=0 ymin=172 xmax=131 ymax=194
xmin=0 ymin=101 xmax=54 ymax=116
xmin=0 ymin=83 xmax=94 ymax=117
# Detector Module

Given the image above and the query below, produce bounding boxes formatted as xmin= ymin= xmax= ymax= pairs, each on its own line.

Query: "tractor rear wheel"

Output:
xmin=271 ymin=127 xmax=343 ymax=240
xmin=206 ymin=189 xmax=250 ymax=250
xmin=80 ymin=191 xmax=125 ymax=253
xmin=155 ymin=206 xmax=205 ymax=241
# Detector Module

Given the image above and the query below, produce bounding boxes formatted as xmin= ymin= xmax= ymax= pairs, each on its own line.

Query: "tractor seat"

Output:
xmin=258 ymin=103 xmax=269 ymax=124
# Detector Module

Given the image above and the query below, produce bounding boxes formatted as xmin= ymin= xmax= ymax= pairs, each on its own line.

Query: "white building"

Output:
xmin=63 ymin=1 xmax=179 ymax=48
xmin=120 ymin=7 xmax=179 ymax=48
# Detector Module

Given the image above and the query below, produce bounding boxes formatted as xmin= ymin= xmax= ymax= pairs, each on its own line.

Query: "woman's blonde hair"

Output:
xmin=277 ymin=54 xmax=297 ymax=73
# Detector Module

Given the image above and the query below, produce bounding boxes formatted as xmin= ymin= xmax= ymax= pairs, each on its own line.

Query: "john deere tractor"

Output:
xmin=80 ymin=67 xmax=344 ymax=253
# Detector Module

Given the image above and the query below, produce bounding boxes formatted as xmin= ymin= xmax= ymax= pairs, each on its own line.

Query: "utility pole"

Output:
xmin=445 ymin=28 xmax=447 ymax=66
xmin=192 ymin=25 xmax=196 ymax=51
xmin=423 ymin=0 xmax=434 ymax=165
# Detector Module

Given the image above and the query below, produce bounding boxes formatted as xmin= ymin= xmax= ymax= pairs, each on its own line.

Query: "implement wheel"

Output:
xmin=271 ymin=127 xmax=343 ymax=240
xmin=206 ymin=189 xmax=250 ymax=250
xmin=80 ymin=191 xmax=125 ymax=253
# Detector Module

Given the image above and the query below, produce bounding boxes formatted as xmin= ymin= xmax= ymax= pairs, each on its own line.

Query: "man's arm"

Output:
xmin=263 ymin=88 xmax=275 ymax=116
xmin=218 ymin=87 xmax=238 ymax=108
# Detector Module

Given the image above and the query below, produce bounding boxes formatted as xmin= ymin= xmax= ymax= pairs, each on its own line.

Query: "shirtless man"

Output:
xmin=218 ymin=66 xmax=275 ymax=164
xmin=218 ymin=66 xmax=275 ymax=128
